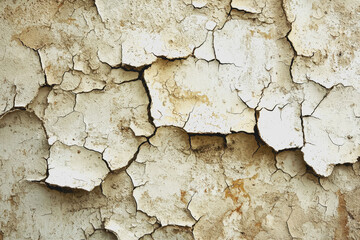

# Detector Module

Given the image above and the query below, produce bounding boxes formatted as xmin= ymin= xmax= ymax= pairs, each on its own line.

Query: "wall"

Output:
xmin=0 ymin=0 xmax=359 ymax=239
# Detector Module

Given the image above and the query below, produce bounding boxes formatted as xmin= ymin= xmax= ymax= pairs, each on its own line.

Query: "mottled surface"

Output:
xmin=0 ymin=0 xmax=359 ymax=239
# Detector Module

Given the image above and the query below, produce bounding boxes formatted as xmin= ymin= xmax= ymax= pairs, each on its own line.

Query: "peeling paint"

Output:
xmin=0 ymin=0 xmax=359 ymax=239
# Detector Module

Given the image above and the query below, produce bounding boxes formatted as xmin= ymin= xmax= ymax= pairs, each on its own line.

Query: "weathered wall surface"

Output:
xmin=0 ymin=0 xmax=359 ymax=239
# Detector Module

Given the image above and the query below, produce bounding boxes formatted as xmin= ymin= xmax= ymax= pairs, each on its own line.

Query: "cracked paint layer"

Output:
xmin=0 ymin=23 xmax=45 ymax=115
xmin=45 ymin=141 xmax=109 ymax=191
xmin=144 ymin=58 xmax=255 ymax=134
xmin=284 ymin=0 xmax=360 ymax=90
xmin=100 ymin=172 xmax=158 ymax=239
xmin=0 ymin=110 xmax=104 ymax=239
xmin=302 ymin=85 xmax=360 ymax=176
xmin=94 ymin=0 xmax=230 ymax=67
xmin=141 ymin=226 xmax=194 ymax=240
xmin=74 ymin=81 xmax=153 ymax=170
xmin=0 ymin=111 xmax=157 ymax=239
xmin=1 ymin=0 xmax=360 ymax=239
xmin=258 ymin=103 xmax=303 ymax=151
xmin=127 ymin=126 xmax=359 ymax=239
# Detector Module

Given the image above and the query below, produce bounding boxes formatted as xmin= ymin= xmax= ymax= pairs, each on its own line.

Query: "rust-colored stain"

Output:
xmin=225 ymin=179 xmax=251 ymax=205
xmin=8 ymin=195 xmax=19 ymax=208
xmin=251 ymin=173 xmax=259 ymax=180
xmin=334 ymin=191 xmax=349 ymax=239
xmin=66 ymin=18 xmax=76 ymax=24
xmin=225 ymin=187 xmax=238 ymax=204
xmin=116 ymin=121 xmax=127 ymax=131
xmin=250 ymin=30 xmax=272 ymax=40
xmin=171 ymin=89 xmax=210 ymax=104
xmin=45 ymin=64 xmax=52 ymax=73
xmin=180 ymin=190 xmax=187 ymax=204
xmin=57 ymin=1 xmax=65 ymax=10
xmin=167 ymin=80 xmax=210 ymax=107
xmin=234 ymin=203 xmax=243 ymax=214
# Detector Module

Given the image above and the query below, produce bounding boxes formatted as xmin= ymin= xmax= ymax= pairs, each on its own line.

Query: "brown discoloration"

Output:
xmin=232 ymin=179 xmax=250 ymax=200
xmin=15 ymin=26 xmax=53 ymax=49
xmin=190 ymin=135 xmax=225 ymax=152
xmin=1 ymin=0 xmax=359 ymax=239
xmin=180 ymin=190 xmax=187 ymax=204
xmin=250 ymin=29 xmax=273 ymax=40
xmin=225 ymin=186 xmax=239 ymax=204
xmin=171 ymin=88 xmax=210 ymax=105
xmin=190 ymin=135 xmax=225 ymax=164
xmin=225 ymin=179 xmax=251 ymax=204
xmin=44 ymin=64 xmax=53 ymax=74
xmin=234 ymin=203 xmax=243 ymax=214
xmin=335 ymin=191 xmax=349 ymax=240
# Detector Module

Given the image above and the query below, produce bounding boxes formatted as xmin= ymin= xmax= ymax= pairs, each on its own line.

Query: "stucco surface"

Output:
xmin=0 ymin=0 xmax=359 ymax=239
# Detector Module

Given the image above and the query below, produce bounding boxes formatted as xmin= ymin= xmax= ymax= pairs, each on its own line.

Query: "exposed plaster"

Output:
xmin=0 ymin=0 xmax=359 ymax=239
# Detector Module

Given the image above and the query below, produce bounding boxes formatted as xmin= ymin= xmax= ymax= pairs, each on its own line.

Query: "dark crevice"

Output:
xmin=138 ymin=66 xmax=156 ymax=130
xmin=111 ymin=141 xmax=147 ymax=174
xmin=253 ymin=110 xmax=266 ymax=147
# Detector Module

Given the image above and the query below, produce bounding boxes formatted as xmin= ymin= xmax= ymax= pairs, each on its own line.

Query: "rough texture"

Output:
xmin=45 ymin=141 xmax=109 ymax=191
xmin=302 ymin=85 xmax=360 ymax=176
xmin=144 ymin=58 xmax=255 ymax=134
xmin=74 ymin=81 xmax=153 ymax=170
xmin=0 ymin=0 xmax=359 ymax=239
